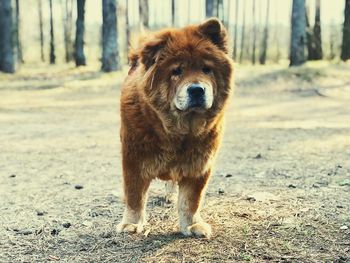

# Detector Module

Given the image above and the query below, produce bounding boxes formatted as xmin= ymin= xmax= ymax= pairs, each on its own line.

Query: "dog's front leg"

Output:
xmin=117 ymin=163 xmax=150 ymax=234
xmin=178 ymin=170 xmax=211 ymax=238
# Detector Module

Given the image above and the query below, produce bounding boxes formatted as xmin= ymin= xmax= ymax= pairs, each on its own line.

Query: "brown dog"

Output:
xmin=117 ymin=18 xmax=234 ymax=238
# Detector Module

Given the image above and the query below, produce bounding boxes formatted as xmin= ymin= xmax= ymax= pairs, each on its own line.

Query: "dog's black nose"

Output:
xmin=187 ymin=84 xmax=205 ymax=108
xmin=188 ymin=85 xmax=205 ymax=98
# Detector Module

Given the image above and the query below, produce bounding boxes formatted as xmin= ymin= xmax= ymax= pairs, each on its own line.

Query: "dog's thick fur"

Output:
xmin=117 ymin=18 xmax=234 ymax=238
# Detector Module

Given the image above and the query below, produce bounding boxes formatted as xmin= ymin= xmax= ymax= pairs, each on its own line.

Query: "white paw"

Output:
xmin=116 ymin=222 xmax=144 ymax=234
xmin=181 ymin=221 xmax=212 ymax=239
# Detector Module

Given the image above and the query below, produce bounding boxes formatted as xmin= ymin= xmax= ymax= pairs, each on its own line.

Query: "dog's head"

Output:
xmin=135 ymin=18 xmax=234 ymax=134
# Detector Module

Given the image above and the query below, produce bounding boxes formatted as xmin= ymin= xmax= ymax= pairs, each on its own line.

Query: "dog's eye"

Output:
xmin=172 ymin=67 xmax=183 ymax=76
xmin=202 ymin=67 xmax=212 ymax=74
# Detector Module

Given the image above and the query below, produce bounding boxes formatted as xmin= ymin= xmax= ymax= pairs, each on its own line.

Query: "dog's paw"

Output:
xmin=182 ymin=221 xmax=212 ymax=239
xmin=116 ymin=222 xmax=144 ymax=234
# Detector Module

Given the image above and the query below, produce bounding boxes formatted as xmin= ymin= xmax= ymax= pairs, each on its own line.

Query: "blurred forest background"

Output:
xmin=0 ymin=0 xmax=349 ymax=74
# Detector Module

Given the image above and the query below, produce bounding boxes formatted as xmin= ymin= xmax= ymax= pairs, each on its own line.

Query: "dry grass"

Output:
xmin=0 ymin=62 xmax=349 ymax=262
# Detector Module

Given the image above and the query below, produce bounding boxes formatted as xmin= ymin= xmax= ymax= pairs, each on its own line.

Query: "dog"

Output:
xmin=117 ymin=18 xmax=234 ymax=238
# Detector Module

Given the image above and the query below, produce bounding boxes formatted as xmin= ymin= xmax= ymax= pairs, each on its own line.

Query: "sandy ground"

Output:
xmin=0 ymin=62 xmax=349 ymax=262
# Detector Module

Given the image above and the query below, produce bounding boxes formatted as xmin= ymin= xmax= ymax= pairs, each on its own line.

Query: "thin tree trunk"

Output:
xmin=206 ymin=0 xmax=214 ymax=18
xmin=239 ymin=0 xmax=246 ymax=63
xmin=171 ymin=0 xmax=175 ymax=26
xmin=75 ymin=0 xmax=86 ymax=66
xmin=290 ymin=0 xmax=306 ymax=66
xmin=102 ymin=0 xmax=120 ymax=72
xmin=15 ymin=0 xmax=24 ymax=63
xmin=341 ymin=0 xmax=350 ymax=61
xmin=0 ymin=0 xmax=15 ymax=73
xmin=233 ymin=0 xmax=239 ymax=60
xmin=251 ymin=0 xmax=257 ymax=65
xmin=126 ymin=0 xmax=130 ymax=61
xmin=259 ymin=0 xmax=270 ymax=65
xmin=38 ymin=0 xmax=45 ymax=62
xmin=49 ymin=0 xmax=56 ymax=64
xmin=305 ymin=4 xmax=315 ymax=60
xmin=329 ymin=21 xmax=336 ymax=60
xmin=139 ymin=0 xmax=148 ymax=30
xmin=62 ymin=0 xmax=74 ymax=62
xmin=313 ymin=0 xmax=322 ymax=59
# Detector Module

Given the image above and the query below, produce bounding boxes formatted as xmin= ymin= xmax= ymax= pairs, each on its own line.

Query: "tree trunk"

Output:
xmin=233 ymin=0 xmax=239 ymax=60
xmin=259 ymin=0 xmax=270 ymax=65
xmin=139 ymin=0 xmax=148 ymax=30
xmin=313 ymin=0 xmax=322 ymax=59
xmin=251 ymin=0 xmax=257 ymax=65
xmin=0 ymin=0 xmax=15 ymax=73
xmin=62 ymin=0 xmax=74 ymax=63
xmin=171 ymin=0 xmax=175 ymax=26
xmin=49 ymin=0 xmax=56 ymax=64
xmin=14 ymin=0 xmax=24 ymax=63
xmin=305 ymin=4 xmax=315 ymax=60
xmin=102 ymin=0 xmax=120 ymax=72
xmin=75 ymin=0 xmax=86 ymax=66
xmin=206 ymin=0 xmax=214 ymax=18
xmin=126 ymin=0 xmax=130 ymax=61
xmin=290 ymin=0 xmax=306 ymax=66
xmin=341 ymin=0 xmax=350 ymax=61
xmin=239 ymin=0 xmax=246 ymax=63
xmin=38 ymin=0 xmax=45 ymax=62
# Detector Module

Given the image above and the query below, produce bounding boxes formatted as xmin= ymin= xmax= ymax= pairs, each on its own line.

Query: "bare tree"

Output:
xmin=251 ymin=0 xmax=257 ymax=64
xmin=233 ymin=0 xmax=239 ymax=60
xmin=305 ymin=3 xmax=315 ymax=60
xmin=125 ymin=0 xmax=130 ymax=60
xmin=313 ymin=0 xmax=322 ymax=59
xmin=341 ymin=0 xmax=350 ymax=61
xmin=102 ymin=0 xmax=120 ymax=72
xmin=239 ymin=0 xmax=246 ymax=63
xmin=14 ymin=0 xmax=24 ymax=63
xmin=290 ymin=0 xmax=306 ymax=66
xmin=259 ymin=0 xmax=270 ymax=65
xmin=75 ymin=0 xmax=86 ymax=66
xmin=139 ymin=0 xmax=148 ymax=30
xmin=171 ymin=0 xmax=175 ymax=26
xmin=38 ymin=0 xmax=45 ymax=62
xmin=49 ymin=0 xmax=56 ymax=64
xmin=62 ymin=0 xmax=74 ymax=62
xmin=206 ymin=0 xmax=215 ymax=18
xmin=0 ymin=0 xmax=15 ymax=73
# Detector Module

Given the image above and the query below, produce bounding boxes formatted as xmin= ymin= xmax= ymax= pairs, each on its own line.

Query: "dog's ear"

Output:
xmin=140 ymin=33 xmax=170 ymax=70
xmin=198 ymin=18 xmax=228 ymax=53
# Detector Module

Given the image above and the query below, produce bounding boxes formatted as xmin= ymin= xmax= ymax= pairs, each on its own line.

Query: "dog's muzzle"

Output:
xmin=174 ymin=82 xmax=213 ymax=111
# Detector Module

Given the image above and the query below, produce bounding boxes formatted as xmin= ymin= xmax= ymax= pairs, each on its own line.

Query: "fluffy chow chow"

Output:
xmin=117 ymin=18 xmax=234 ymax=238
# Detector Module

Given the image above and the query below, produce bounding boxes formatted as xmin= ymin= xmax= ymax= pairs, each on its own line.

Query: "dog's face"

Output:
xmin=138 ymin=18 xmax=233 ymax=134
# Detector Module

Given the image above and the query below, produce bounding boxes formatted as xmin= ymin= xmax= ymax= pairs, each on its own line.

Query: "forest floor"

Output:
xmin=0 ymin=61 xmax=350 ymax=263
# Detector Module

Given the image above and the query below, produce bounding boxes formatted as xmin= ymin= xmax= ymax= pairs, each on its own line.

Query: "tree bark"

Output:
xmin=251 ymin=0 xmax=257 ymax=65
xmin=239 ymin=0 xmax=246 ymax=63
xmin=233 ymin=0 xmax=239 ymax=60
xmin=341 ymin=0 xmax=350 ymax=61
xmin=75 ymin=0 xmax=86 ymax=66
xmin=305 ymin=4 xmax=315 ymax=60
xmin=171 ymin=0 xmax=175 ymax=26
xmin=0 ymin=0 xmax=15 ymax=73
xmin=38 ymin=0 xmax=45 ymax=62
xmin=126 ymin=0 xmax=130 ymax=61
xmin=313 ymin=0 xmax=322 ymax=59
xmin=206 ymin=0 xmax=214 ymax=18
xmin=14 ymin=0 xmax=24 ymax=63
xmin=139 ymin=0 xmax=148 ymax=30
xmin=102 ymin=0 xmax=120 ymax=72
xmin=62 ymin=0 xmax=74 ymax=63
xmin=259 ymin=0 xmax=270 ymax=65
xmin=49 ymin=0 xmax=56 ymax=64
xmin=290 ymin=0 xmax=306 ymax=66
